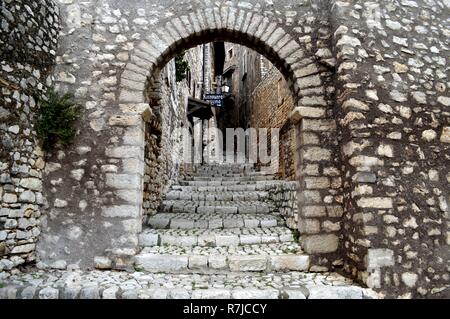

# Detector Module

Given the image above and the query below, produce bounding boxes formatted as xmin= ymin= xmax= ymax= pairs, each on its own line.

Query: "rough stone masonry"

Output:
xmin=0 ymin=0 xmax=449 ymax=299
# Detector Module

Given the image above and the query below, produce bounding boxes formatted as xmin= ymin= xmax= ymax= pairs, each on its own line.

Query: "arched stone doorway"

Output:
xmin=108 ymin=7 xmax=341 ymax=270
xmin=31 ymin=0 xmax=349 ymax=277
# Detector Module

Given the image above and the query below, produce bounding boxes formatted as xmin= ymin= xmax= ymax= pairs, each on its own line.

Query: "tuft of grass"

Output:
xmin=36 ymin=88 xmax=80 ymax=151
xmin=292 ymin=229 xmax=300 ymax=242
xmin=134 ymin=267 xmax=144 ymax=272
xmin=0 ymin=283 xmax=5 ymax=289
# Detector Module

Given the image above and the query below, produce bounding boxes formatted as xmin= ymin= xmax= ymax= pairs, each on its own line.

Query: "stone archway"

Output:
xmin=107 ymin=6 xmax=342 ymax=270
xmin=29 ymin=0 xmax=347 ymax=275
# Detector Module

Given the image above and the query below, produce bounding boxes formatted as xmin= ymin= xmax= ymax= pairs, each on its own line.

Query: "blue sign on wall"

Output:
xmin=203 ymin=94 xmax=225 ymax=100
xmin=203 ymin=94 xmax=224 ymax=107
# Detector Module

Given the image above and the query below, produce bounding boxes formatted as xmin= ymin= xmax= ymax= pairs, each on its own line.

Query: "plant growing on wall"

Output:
xmin=175 ymin=52 xmax=190 ymax=82
xmin=36 ymin=88 xmax=80 ymax=151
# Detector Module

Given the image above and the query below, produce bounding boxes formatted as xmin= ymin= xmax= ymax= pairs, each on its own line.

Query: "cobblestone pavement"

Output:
xmin=0 ymin=270 xmax=378 ymax=299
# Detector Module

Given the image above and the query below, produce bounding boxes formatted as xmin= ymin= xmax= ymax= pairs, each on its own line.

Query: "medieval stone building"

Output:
xmin=214 ymin=44 xmax=298 ymax=180
xmin=0 ymin=0 xmax=449 ymax=299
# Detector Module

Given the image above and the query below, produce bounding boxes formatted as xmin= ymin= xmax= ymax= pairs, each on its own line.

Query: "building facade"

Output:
xmin=215 ymin=44 xmax=297 ymax=180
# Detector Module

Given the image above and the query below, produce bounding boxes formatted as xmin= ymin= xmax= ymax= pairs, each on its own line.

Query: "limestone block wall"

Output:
xmin=142 ymin=45 xmax=206 ymax=217
xmin=0 ymin=0 xmax=59 ymax=270
xmin=142 ymin=114 xmax=162 ymax=217
xmin=279 ymin=126 xmax=297 ymax=180
xmin=142 ymin=64 xmax=182 ymax=218
xmin=2 ymin=0 xmax=447 ymax=298
xmin=286 ymin=5 xmax=345 ymax=270
xmin=250 ymin=66 xmax=297 ymax=179
xmin=37 ymin=0 xmax=157 ymax=269
xmin=266 ymin=181 xmax=299 ymax=231
xmin=331 ymin=0 xmax=449 ymax=298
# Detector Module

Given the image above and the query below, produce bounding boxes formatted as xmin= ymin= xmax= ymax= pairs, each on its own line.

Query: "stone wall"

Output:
xmin=1 ymin=0 xmax=447 ymax=298
xmin=142 ymin=63 xmax=181 ymax=218
xmin=28 ymin=0 xmax=345 ymax=272
xmin=143 ymin=46 xmax=204 ymax=217
xmin=250 ymin=66 xmax=297 ymax=180
xmin=142 ymin=112 xmax=162 ymax=217
xmin=284 ymin=3 xmax=345 ymax=271
xmin=37 ymin=0 xmax=156 ymax=269
xmin=0 ymin=0 xmax=59 ymax=270
xmin=331 ymin=0 xmax=449 ymax=298
xmin=217 ymin=45 xmax=299 ymax=180
xmin=266 ymin=181 xmax=299 ymax=231
xmin=279 ymin=127 xmax=297 ymax=180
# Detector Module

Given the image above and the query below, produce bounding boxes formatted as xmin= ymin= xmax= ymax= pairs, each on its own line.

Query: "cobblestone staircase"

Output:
xmin=135 ymin=163 xmax=309 ymax=274
xmin=100 ymin=163 xmax=375 ymax=299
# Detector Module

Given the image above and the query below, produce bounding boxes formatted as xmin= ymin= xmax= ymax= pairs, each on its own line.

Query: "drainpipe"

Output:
xmin=202 ymin=44 xmax=207 ymax=97
xmin=201 ymin=44 xmax=209 ymax=163
xmin=202 ymin=44 xmax=211 ymax=95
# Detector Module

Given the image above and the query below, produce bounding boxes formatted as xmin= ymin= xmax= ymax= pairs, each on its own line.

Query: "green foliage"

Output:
xmin=292 ymin=229 xmax=300 ymax=242
xmin=175 ymin=52 xmax=190 ymax=82
xmin=36 ymin=88 xmax=80 ymax=151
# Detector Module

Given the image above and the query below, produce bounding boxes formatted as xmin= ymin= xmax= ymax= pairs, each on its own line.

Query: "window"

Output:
xmin=242 ymin=51 xmax=248 ymax=80
xmin=228 ymin=48 xmax=233 ymax=59
xmin=278 ymin=77 xmax=285 ymax=106
xmin=187 ymin=70 xmax=191 ymax=88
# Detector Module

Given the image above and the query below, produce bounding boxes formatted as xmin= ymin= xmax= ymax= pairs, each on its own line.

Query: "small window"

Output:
xmin=278 ymin=77 xmax=284 ymax=106
xmin=228 ymin=48 xmax=233 ymax=59
xmin=242 ymin=51 xmax=248 ymax=80
xmin=186 ymin=70 xmax=191 ymax=87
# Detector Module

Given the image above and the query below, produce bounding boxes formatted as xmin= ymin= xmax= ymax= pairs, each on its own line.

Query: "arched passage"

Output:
xmin=119 ymin=29 xmax=309 ymax=106
xmin=31 ymin=1 xmax=346 ymax=276
xmin=110 ymin=6 xmax=342 ymax=271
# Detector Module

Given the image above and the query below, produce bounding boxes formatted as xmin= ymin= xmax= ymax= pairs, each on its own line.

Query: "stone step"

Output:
xmin=185 ymin=171 xmax=273 ymax=177
xmin=182 ymin=176 xmax=276 ymax=182
xmin=190 ymin=169 xmax=257 ymax=175
xmin=135 ymin=243 xmax=309 ymax=273
xmin=145 ymin=213 xmax=282 ymax=229
xmin=183 ymin=170 xmax=274 ymax=177
xmin=161 ymin=200 xmax=275 ymax=214
xmin=181 ymin=174 xmax=275 ymax=179
xmin=0 ymin=270 xmax=374 ymax=299
xmin=189 ymin=170 xmax=259 ymax=176
xmin=179 ymin=180 xmax=278 ymax=186
xmin=183 ymin=174 xmax=247 ymax=178
xmin=138 ymin=227 xmax=294 ymax=247
xmin=192 ymin=163 xmax=255 ymax=169
xmin=164 ymin=190 xmax=269 ymax=201
xmin=171 ymin=184 xmax=270 ymax=192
